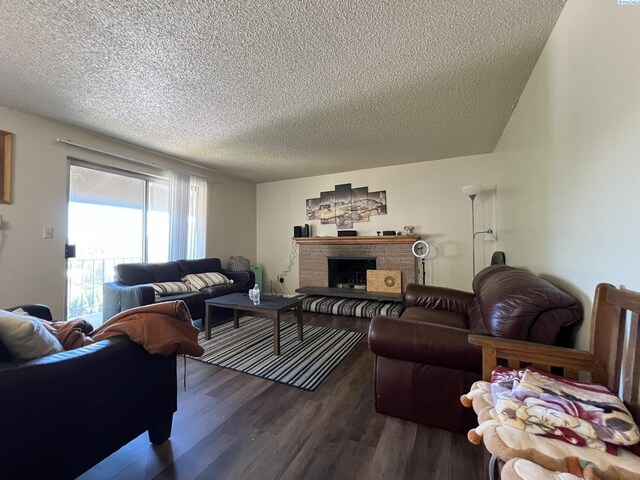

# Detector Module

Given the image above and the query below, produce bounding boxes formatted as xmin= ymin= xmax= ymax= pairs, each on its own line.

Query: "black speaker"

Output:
xmin=337 ymin=230 xmax=357 ymax=237
xmin=293 ymin=225 xmax=303 ymax=237
xmin=302 ymin=224 xmax=310 ymax=237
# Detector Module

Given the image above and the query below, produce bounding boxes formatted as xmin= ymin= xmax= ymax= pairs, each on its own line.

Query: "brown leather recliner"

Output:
xmin=368 ymin=265 xmax=583 ymax=433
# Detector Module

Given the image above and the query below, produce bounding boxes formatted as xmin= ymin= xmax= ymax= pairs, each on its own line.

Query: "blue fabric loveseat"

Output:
xmin=103 ymin=257 xmax=254 ymax=322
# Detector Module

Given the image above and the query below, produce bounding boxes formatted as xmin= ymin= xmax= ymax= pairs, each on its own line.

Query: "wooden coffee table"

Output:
xmin=204 ymin=293 xmax=304 ymax=355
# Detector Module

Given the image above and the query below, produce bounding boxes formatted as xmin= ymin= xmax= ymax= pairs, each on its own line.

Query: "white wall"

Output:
xmin=208 ymin=176 xmax=256 ymax=263
xmin=494 ymin=0 xmax=640 ymax=348
xmin=0 ymin=106 xmax=256 ymax=318
xmin=257 ymin=0 xmax=640 ymax=351
xmin=257 ymin=154 xmax=500 ymax=295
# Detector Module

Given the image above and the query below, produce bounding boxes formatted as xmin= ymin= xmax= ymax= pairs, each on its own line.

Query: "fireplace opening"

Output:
xmin=328 ymin=257 xmax=376 ymax=290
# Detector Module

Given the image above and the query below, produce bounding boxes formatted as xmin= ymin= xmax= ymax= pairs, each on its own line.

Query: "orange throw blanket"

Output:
xmin=49 ymin=301 xmax=204 ymax=357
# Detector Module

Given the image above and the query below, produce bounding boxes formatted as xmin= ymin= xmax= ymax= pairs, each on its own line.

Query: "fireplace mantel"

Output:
xmin=297 ymin=236 xmax=419 ymax=291
xmin=295 ymin=235 xmax=420 ymax=246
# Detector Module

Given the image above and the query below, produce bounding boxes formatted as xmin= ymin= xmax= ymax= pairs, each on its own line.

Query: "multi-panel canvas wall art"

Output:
xmin=306 ymin=183 xmax=387 ymax=229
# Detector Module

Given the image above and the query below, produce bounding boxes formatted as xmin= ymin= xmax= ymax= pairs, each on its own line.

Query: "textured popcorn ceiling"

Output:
xmin=0 ymin=0 xmax=565 ymax=183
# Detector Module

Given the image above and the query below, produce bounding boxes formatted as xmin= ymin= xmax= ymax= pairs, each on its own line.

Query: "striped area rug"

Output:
xmin=191 ymin=316 xmax=365 ymax=391
xmin=302 ymin=295 xmax=404 ymax=318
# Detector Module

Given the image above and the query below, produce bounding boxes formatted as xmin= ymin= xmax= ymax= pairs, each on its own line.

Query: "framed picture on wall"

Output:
xmin=0 ymin=130 xmax=12 ymax=204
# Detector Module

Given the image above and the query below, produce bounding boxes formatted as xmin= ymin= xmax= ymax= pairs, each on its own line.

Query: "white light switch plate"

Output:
xmin=43 ymin=226 xmax=54 ymax=239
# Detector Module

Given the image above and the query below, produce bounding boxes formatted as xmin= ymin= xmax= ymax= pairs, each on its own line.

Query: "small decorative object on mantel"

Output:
xmin=306 ymin=183 xmax=387 ymax=229
xmin=0 ymin=130 xmax=13 ymax=204
xmin=403 ymin=225 xmax=414 ymax=235
xmin=367 ymin=270 xmax=402 ymax=294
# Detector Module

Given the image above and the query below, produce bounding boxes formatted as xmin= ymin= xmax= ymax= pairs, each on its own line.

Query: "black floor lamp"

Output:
xmin=462 ymin=185 xmax=483 ymax=278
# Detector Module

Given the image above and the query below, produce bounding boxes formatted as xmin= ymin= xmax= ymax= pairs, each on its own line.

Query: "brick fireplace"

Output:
xmin=296 ymin=236 xmax=419 ymax=292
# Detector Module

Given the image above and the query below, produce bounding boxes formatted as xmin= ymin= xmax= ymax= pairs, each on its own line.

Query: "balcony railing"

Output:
xmin=67 ymin=257 xmax=141 ymax=319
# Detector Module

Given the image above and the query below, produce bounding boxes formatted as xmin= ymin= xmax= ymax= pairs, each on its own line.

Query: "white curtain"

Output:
xmin=169 ymin=171 xmax=190 ymax=260
xmin=187 ymin=176 xmax=207 ymax=259
xmin=169 ymin=171 xmax=207 ymax=260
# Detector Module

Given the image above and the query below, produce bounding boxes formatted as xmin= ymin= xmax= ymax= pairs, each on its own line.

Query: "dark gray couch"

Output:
xmin=103 ymin=257 xmax=254 ymax=321
xmin=0 ymin=304 xmax=177 ymax=480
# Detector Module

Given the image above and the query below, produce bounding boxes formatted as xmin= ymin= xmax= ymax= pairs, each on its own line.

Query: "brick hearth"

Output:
xmin=296 ymin=236 xmax=419 ymax=292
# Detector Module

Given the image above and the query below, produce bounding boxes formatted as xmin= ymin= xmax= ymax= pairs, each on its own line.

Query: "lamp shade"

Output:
xmin=462 ymin=185 xmax=483 ymax=197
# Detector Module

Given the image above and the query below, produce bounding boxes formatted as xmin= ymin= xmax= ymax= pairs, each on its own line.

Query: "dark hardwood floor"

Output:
xmin=78 ymin=312 xmax=483 ymax=480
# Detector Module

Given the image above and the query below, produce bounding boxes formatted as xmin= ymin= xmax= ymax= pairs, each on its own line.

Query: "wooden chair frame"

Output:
xmin=469 ymin=282 xmax=640 ymax=419
xmin=468 ymin=283 xmax=640 ymax=479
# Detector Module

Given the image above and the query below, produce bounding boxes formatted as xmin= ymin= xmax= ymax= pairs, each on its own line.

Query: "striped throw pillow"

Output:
xmin=149 ymin=281 xmax=195 ymax=297
xmin=182 ymin=272 xmax=233 ymax=290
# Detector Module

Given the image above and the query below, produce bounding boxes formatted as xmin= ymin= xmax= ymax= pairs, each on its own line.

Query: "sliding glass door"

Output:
xmin=66 ymin=163 xmax=169 ymax=324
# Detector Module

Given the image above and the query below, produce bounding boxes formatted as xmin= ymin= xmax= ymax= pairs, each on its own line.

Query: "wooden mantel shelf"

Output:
xmin=295 ymin=235 xmax=420 ymax=245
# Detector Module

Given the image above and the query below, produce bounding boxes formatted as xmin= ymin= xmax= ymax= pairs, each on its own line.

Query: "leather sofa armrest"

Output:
xmin=103 ymin=282 xmax=155 ymax=322
xmin=0 ymin=337 xmax=127 ymax=374
xmin=7 ymin=304 xmax=53 ymax=321
xmin=0 ymin=337 xmax=176 ymax=417
xmin=369 ymin=315 xmax=481 ymax=372
xmin=404 ymin=283 xmax=476 ymax=316
xmin=221 ymin=269 xmax=255 ymax=290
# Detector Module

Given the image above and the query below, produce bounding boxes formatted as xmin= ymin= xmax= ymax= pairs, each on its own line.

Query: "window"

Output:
xmin=66 ymin=162 xmax=169 ymax=323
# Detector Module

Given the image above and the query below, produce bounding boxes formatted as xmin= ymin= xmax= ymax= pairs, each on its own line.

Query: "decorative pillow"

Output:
xmin=182 ymin=272 xmax=233 ymax=290
xmin=227 ymin=256 xmax=250 ymax=271
xmin=0 ymin=309 xmax=64 ymax=360
xmin=149 ymin=281 xmax=196 ymax=297
xmin=491 ymin=366 xmax=640 ymax=450
xmin=461 ymin=380 xmax=640 ymax=480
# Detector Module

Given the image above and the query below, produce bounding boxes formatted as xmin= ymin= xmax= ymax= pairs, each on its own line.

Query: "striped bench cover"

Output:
xmin=301 ymin=295 xmax=404 ymax=319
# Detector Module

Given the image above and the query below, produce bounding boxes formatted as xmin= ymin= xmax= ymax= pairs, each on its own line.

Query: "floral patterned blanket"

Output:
xmin=491 ymin=366 xmax=640 ymax=453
